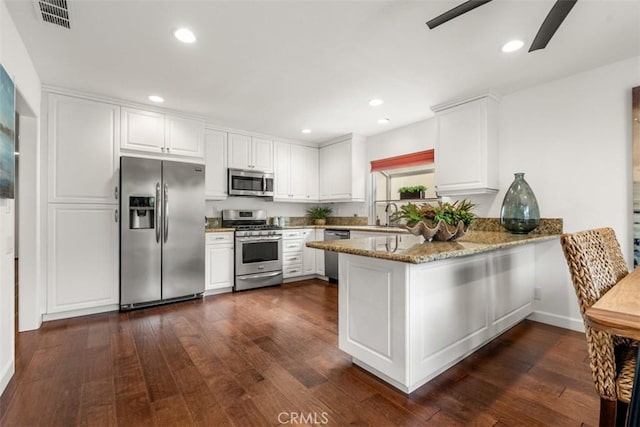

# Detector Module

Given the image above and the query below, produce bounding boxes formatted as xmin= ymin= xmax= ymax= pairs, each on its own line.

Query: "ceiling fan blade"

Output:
xmin=426 ymin=0 xmax=493 ymax=29
xmin=529 ymin=0 xmax=577 ymax=52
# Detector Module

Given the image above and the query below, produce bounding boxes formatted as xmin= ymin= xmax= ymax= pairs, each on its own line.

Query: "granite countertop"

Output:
xmin=204 ymin=225 xmax=408 ymax=233
xmin=305 ymin=230 xmax=559 ymax=264
xmin=205 ymin=227 xmax=235 ymax=233
xmin=282 ymin=225 xmax=408 ymax=233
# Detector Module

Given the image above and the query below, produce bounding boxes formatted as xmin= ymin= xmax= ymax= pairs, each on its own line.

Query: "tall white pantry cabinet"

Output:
xmin=46 ymin=93 xmax=120 ymax=316
xmin=45 ymin=91 xmax=207 ymax=318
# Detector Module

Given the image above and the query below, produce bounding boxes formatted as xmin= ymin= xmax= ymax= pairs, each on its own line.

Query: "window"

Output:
xmin=369 ymin=150 xmax=437 ymax=226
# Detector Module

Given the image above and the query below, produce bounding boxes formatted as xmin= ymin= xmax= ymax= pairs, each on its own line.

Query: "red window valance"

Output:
xmin=370 ymin=149 xmax=434 ymax=172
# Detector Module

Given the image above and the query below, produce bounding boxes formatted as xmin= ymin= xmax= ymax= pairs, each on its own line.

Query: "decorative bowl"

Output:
xmin=403 ymin=220 xmax=467 ymax=241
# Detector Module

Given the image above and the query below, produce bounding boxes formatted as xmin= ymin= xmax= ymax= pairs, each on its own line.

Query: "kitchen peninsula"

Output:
xmin=307 ymin=230 xmax=559 ymax=393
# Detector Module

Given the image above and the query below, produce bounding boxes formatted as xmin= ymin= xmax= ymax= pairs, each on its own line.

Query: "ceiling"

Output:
xmin=6 ymin=0 xmax=640 ymax=143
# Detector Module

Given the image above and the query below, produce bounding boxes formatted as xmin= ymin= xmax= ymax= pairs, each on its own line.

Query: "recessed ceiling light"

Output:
xmin=174 ymin=28 xmax=196 ymax=44
xmin=148 ymin=95 xmax=164 ymax=103
xmin=501 ymin=40 xmax=524 ymax=53
xmin=377 ymin=118 xmax=390 ymax=124
xmin=301 ymin=129 xmax=311 ymax=134
xmin=369 ymin=99 xmax=384 ymax=107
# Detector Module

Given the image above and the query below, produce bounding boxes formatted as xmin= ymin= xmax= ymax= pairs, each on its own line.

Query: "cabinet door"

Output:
xmin=204 ymin=129 xmax=228 ymax=199
xmin=227 ymin=133 xmax=252 ymax=169
xmin=206 ymin=244 xmax=234 ymax=291
xmin=166 ymin=115 xmax=204 ymax=158
xmin=302 ymin=229 xmax=316 ymax=274
xmin=48 ymin=94 xmax=119 ymax=204
xmin=121 ymin=107 xmax=165 ymax=153
xmin=315 ymin=229 xmax=325 ymax=275
xmin=252 ymin=137 xmax=274 ymax=172
xmin=320 ymin=141 xmax=351 ymax=200
xmin=273 ymin=141 xmax=292 ymax=199
xmin=289 ymin=145 xmax=308 ymax=200
xmin=304 ymin=146 xmax=319 ymax=201
xmin=47 ymin=204 xmax=119 ymax=313
xmin=434 ymin=95 xmax=498 ymax=194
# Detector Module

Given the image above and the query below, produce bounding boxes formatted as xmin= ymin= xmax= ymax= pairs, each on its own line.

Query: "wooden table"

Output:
xmin=586 ymin=267 xmax=640 ymax=426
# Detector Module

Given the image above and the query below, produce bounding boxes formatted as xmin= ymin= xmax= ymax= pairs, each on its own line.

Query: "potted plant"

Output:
xmin=391 ymin=200 xmax=476 ymax=241
xmin=307 ymin=206 xmax=333 ymax=225
xmin=398 ymin=185 xmax=427 ymax=200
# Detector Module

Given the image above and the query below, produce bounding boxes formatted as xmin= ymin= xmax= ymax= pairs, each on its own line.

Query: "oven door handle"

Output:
xmin=236 ymin=271 xmax=282 ymax=281
xmin=237 ymin=237 xmax=282 ymax=243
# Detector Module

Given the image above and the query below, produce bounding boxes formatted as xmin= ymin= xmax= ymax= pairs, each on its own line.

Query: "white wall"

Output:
xmin=364 ymin=56 xmax=640 ymax=332
xmin=492 ymin=56 xmax=640 ymax=330
xmin=366 ymin=119 xmax=436 ymax=162
xmin=0 ymin=0 xmax=42 ymax=395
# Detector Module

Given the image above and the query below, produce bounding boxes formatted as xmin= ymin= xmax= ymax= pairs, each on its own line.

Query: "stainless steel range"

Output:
xmin=222 ymin=209 xmax=283 ymax=291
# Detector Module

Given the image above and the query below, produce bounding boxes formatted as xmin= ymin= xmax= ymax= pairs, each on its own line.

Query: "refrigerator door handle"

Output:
xmin=163 ymin=183 xmax=169 ymax=243
xmin=155 ymin=182 xmax=161 ymax=243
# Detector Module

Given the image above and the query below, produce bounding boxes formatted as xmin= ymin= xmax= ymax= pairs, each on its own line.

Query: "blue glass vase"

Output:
xmin=500 ymin=173 xmax=540 ymax=234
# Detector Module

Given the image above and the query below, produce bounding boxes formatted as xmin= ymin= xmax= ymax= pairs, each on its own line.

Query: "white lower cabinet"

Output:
xmin=205 ymin=232 xmax=234 ymax=294
xmin=315 ymin=229 xmax=325 ymax=276
xmin=47 ymin=204 xmax=119 ymax=315
xmin=283 ymin=228 xmax=324 ymax=279
xmin=283 ymin=230 xmax=304 ymax=278
xmin=302 ymin=229 xmax=316 ymax=275
xmin=338 ymin=245 xmax=535 ymax=393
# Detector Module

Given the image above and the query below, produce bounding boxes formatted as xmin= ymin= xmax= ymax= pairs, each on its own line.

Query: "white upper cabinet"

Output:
xmin=227 ymin=133 xmax=273 ymax=172
xmin=319 ymin=134 xmax=366 ymax=202
xmin=431 ymin=92 xmax=500 ymax=196
xmin=165 ymin=115 xmax=204 ymax=158
xmin=252 ymin=137 xmax=274 ymax=171
xmin=121 ymin=107 xmax=165 ymax=153
xmin=121 ymin=107 xmax=204 ymax=160
xmin=274 ymin=141 xmax=292 ymax=200
xmin=47 ymin=94 xmax=119 ymax=204
xmin=274 ymin=142 xmax=319 ymax=202
xmin=204 ymin=129 xmax=228 ymax=200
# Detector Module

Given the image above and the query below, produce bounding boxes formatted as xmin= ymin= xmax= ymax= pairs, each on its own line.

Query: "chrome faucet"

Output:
xmin=385 ymin=202 xmax=398 ymax=226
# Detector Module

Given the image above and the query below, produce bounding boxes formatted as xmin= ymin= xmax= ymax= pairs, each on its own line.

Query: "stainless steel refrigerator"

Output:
xmin=120 ymin=157 xmax=205 ymax=310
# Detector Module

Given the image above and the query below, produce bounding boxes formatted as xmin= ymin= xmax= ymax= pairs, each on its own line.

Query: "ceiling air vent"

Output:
xmin=33 ymin=0 xmax=72 ymax=29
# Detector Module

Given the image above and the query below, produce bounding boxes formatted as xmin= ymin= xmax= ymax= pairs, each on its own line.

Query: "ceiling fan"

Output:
xmin=426 ymin=0 xmax=578 ymax=52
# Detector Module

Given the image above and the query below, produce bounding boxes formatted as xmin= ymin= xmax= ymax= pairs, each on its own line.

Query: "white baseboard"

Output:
xmin=527 ymin=310 xmax=585 ymax=332
xmin=42 ymin=304 xmax=119 ymax=322
xmin=204 ymin=287 xmax=233 ymax=296
xmin=0 ymin=359 xmax=15 ymax=396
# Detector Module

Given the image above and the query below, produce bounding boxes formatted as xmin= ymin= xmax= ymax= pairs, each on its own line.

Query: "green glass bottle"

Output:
xmin=500 ymin=173 xmax=540 ymax=234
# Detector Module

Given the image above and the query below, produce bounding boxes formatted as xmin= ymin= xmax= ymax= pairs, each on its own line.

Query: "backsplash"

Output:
xmin=205 ymin=216 xmax=368 ymax=228
xmin=470 ymin=218 xmax=563 ymax=234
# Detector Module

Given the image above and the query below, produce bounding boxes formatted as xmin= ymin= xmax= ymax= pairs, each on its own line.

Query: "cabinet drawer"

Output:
xmin=206 ymin=233 xmax=234 ymax=245
xmin=283 ymin=265 xmax=303 ymax=278
xmin=283 ymin=252 xmax=303 ymax=265
xmin=283 ymin=240 xmax=304 ymax=252
xmin=283 ymin=230 xmax=304 ymax=239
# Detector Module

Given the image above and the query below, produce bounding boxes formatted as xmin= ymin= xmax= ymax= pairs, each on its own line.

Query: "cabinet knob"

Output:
xmin=161 ymin=147 xmax=165 ymax=152
xmin=115 ymin=209 xmax=119 ymax=223
xmin=167 ymin=147 xmax=171 ymax=152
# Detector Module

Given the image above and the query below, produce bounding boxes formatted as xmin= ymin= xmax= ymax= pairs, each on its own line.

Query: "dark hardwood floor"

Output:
xmin=0 ymin=279 xmax=598 ymax=426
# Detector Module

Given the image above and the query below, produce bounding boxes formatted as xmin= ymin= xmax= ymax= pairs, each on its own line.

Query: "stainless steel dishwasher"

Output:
xmin=324 ymin=229 xmax=350 ymax=282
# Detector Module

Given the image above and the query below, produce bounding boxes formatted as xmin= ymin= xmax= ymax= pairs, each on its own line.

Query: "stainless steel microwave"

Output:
xmin=228 ymin=168 xmax=274 ymax=197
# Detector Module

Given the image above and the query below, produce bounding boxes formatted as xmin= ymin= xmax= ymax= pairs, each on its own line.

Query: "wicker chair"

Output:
xmin=560 ymin=228 xmax=637 ymax=426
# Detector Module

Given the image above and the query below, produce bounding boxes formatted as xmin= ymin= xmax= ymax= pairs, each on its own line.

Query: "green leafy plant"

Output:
xmin=306 ymin=206 xmax=333 ymax=220
xmin=398 ymin=185 xmax=427 ymax=194
xmin=391 ymin=200 xmax=476 ymax=228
